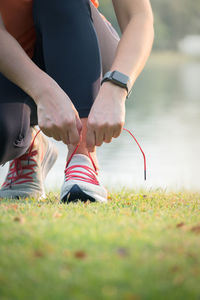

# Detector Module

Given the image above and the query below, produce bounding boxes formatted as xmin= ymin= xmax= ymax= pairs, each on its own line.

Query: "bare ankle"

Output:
xmin=67 ymin=144 xmax=98 ymax=164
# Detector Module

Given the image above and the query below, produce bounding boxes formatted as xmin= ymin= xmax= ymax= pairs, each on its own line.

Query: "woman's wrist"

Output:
xmin=27 ymin=72 xmax=58 ymax=103
xmin=100 ymin=81 xmax=127 ymax=100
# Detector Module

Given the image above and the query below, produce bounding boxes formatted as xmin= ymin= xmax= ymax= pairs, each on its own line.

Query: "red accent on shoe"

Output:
xmin=65 ymin=164 xmax=99 ymax=185
xmin=65 ymin=145 xmax=99 ymax=185
xmin=2 ymin=130 xmax=41 ymax=188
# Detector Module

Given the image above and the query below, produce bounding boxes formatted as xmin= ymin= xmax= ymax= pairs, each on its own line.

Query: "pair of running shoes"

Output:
xmin=0 ymin=128 xmax=107 ymax=203
xmin=0 ymin=128 xmax=146 ymax=202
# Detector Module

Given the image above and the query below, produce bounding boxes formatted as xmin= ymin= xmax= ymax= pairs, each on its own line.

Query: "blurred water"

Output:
xmin=1 ymin=56 xmax=200 ymax=191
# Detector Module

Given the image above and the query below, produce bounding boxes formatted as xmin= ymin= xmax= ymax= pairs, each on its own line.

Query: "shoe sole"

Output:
xmin=61 ymin=184 xmax=107 ymax=204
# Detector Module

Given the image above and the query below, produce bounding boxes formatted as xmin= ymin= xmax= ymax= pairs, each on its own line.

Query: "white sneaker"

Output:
xmin=60 ymin=154 xmax=107 ymax=203
xmin=0 ymin=129 xmax=58 ymax=199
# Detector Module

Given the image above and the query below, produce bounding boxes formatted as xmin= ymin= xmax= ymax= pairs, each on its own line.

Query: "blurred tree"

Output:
xmin=98 ymin=0 xmax=200 ymax=50
xmin=151 ymin=0 xmax=200 ymax=49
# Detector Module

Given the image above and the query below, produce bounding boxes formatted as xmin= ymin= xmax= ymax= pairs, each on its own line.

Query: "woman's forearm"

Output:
xmin=111 ymin=0 xmax=154 ymax=87
xmin=111 ymin=14 xmax=154 ymax=86
xmin=0 ymin=27 xmax=54 ymax=102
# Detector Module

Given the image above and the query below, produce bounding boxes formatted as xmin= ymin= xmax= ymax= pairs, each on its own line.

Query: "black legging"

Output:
xmin=0 ymin=0 xmax=119 ymax=164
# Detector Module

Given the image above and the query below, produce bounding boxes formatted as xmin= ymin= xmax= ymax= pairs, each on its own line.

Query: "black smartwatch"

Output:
xmin=101 ymin=70 xmax=132 ymax=98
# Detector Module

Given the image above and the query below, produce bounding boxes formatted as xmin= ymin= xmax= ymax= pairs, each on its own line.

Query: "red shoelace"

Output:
xmin=64 ymin=128 xmax=147 ymax=185
xmin=2 ymin=130 xmax=41 ymax=188
xmin=123 ymin=128 xmax=146 ymax=180
xmin=65 ymin=146 xmax=99 ymax=185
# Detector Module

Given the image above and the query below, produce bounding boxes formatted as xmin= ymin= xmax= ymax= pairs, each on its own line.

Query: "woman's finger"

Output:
xmin=60 ymin=131 xmax=70 ymax=145
xmin=113 ymin=125 xmax=123 ymax=138
xmin=86 ymin=126 xmax=96 ymax=152
xmin=94 ymin=128 xmax=104 ymax=146
xmin=103 ymin=131 xmax=113 ymax=143
xmin=68 ymin=124 xmax=80 ymax=146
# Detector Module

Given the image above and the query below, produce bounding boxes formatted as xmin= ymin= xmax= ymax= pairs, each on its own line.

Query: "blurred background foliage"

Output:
xmin=98 ymin=0 xmax=200 ymax=50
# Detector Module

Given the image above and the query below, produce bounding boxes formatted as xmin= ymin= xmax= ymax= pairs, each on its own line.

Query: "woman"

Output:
xmin=0 ymin=0 xmax=154 ymax=202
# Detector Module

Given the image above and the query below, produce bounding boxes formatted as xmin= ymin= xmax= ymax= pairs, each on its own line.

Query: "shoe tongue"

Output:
xmin=68 ymin=154 xmax=93 ymax=169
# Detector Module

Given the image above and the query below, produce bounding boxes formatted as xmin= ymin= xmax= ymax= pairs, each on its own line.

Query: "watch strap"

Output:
xmin=101 ymin=71 xmax=132 ymax=98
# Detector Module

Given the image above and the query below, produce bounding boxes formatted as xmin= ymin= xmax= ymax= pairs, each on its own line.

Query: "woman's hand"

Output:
xmin=35 ymin=80 xmax=82 ymax=145
xmin=86 ymin=82 xmax=126 ymax=151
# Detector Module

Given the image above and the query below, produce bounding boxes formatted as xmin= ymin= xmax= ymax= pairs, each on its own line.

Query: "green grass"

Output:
xmin=0 ymin=190 xmax=200 ymax=300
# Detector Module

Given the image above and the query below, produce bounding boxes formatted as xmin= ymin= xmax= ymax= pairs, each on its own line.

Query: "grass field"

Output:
xmin=0 ymin=190 xmax=200 ymax=300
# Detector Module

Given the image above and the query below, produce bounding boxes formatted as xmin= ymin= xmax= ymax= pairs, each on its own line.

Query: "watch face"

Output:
xmin=112 ymin=71 xmax=129 ymax=85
